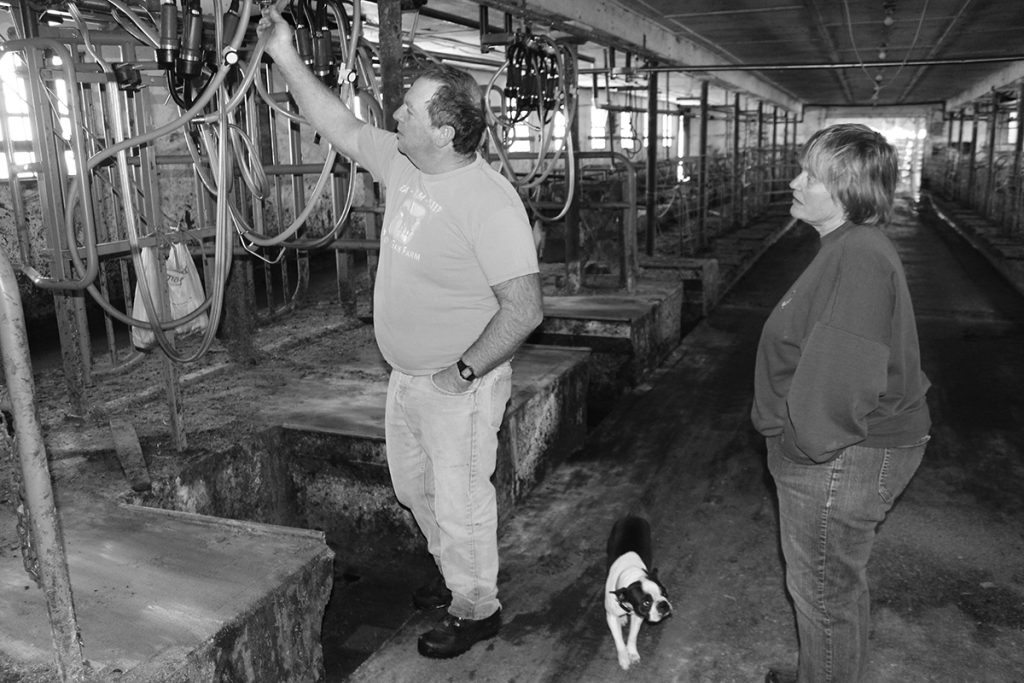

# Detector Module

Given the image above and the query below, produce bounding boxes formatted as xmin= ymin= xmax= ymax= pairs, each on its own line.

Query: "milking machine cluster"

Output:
xmin=487 ymin=26 xmax=577 ymax=221
xmin=1 ymin=0 xmax=375 ymax=364
xmin=3 ymin=0 xmax=580 ymax=367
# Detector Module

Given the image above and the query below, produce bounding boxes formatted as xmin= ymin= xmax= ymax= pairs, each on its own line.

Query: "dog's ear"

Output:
xmin=650 ymin=568 xmax=668 ymax=594
xmin=612 ymin=589 xmax=634 ymax=612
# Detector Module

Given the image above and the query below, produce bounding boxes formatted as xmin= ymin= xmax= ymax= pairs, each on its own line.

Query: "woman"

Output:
xmin=752 ymin=123 xmax=931 ymax=683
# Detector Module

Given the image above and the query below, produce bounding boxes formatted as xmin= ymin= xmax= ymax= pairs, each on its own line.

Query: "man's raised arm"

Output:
xmin=256 ymin=7 xmax=366 ymax=160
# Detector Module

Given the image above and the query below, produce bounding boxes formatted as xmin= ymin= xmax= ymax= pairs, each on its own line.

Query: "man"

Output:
xmin=257 ymin=9 xmax=544 ymax=659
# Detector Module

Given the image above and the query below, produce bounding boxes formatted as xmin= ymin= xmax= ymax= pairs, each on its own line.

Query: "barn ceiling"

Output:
xmin=380 ymin=0 xmax=1024 ymax=114
xmin=625 ymin=0 xmax=1024 ymax=109
xmin=25 ymin=0 xmax=1024 ymax=114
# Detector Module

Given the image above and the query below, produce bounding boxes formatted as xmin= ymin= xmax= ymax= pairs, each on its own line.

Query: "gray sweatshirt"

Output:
xmin=751 ymin=221 xmax=931 ymax=464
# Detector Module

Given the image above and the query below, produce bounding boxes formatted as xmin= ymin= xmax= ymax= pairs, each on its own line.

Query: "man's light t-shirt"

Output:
xmin=356 ymin=126 xmax=540 ymax=375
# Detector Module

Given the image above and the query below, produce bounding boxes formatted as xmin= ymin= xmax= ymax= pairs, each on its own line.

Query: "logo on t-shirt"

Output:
xmin=383 ymin=184 xmax=442 ymax=262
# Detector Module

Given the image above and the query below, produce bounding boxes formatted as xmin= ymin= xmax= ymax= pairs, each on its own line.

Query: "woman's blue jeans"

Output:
xmin=384 ymin=362 xmax=512 ymax=621
xmin=768 ymin=435 xmax=929 ymax=683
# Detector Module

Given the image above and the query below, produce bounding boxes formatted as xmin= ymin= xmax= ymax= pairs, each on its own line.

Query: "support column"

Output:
xmin=956 ymin=110 xmax=966 ymax=199
xmin=697 ymin=80 xmax=709 ymax=251
xmin=645 ymin=66 xmax=657 ymax=256
xmin=771 ymin=106 xmax=780 ymax=200
xmin=564 ymin=44 xmax=582 ymax=293
xmin=731 ymin=93 xmax=741 ymax=229
xmin=378 ymin=0 xmax=404 ymax=130
xmin=968 ymin=111 xmax=980 ymax=206
xmin=985 ymin=91 xmax=998 ymax=216
xmin=0 ymin=249 xmax=87 ymax=682
xmin=1012 ymin=81 xmax=1024 ymax=235
xmin=756 ymin=101 xmax=765 ymax=213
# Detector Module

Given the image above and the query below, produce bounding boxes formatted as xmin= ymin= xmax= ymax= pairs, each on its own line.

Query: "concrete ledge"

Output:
xmin=0 ymin=501 xmax=333 ymax=681
xmin=641 ymin=257 xmax=720 ymax=315
xmin=278 ymin=345 xmax=590 ymax=553
xmin=533 ymin=294 xmax=669 ymax=422
xmin=132 ymin=345 xmax=591 ymax=560
xmin=924 ymin=194 xmax=1024 ymax=300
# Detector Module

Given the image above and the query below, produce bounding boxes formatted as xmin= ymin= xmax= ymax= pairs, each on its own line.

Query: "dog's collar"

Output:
xmin=609 ymin=552 xmax=651 ymax=613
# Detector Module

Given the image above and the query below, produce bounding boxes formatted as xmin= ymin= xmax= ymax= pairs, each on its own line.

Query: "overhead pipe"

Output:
xmin=579 ymin=54 xmax=1024 ymax=74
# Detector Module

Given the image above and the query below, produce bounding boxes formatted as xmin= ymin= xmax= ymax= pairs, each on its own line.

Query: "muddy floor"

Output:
xmin=340 ymin=204 xmax=1024 ymax=683
xmin=3 ymin=197 xmax=1024 ymax=681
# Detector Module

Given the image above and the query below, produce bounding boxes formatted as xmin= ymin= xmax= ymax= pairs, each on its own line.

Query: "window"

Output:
xmin=505 ymin=111 xmax=566 ymax=154
xmin=662 ymin=113 xmax=675 ymax=155
xmin=508 ymin=120 xmax=533 ymax=153
xmin=620 ymin=112 xmax=641 ymax=151
xmin=0 ymin=51 xmax=74 ymax=179
xmin=589 ymin=107 xmax=607 ymax=150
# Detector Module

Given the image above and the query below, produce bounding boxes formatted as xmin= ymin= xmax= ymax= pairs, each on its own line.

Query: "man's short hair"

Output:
xmin=417 ymin=63 xmax=487 ymax=157
xmin=801 ymin=123 xmax=899 ymax=225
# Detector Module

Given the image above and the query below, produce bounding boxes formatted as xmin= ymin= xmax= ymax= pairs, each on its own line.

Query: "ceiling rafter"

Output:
xmin=897 ymin=0 xmax=974 ymax=103
xmin=803 ymin=0 xmax=855 ymax=104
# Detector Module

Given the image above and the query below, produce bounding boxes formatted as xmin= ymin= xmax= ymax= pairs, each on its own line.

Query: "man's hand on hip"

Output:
xmin=432 ymin=364 xmax=474 ymax=394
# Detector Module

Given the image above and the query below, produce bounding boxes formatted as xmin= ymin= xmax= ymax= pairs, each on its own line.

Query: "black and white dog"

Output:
xmin=604 ymin=515 xmax=672 ymax=670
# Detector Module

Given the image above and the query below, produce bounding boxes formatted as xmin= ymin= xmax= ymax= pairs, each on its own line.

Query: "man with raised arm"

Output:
xmin=258 ymin=8 xmax=543 ymax=660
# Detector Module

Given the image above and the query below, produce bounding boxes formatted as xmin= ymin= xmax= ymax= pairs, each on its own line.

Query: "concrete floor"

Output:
xmin=336 ymin=197 xmax=1024 ymax=682
xmin=5 ymin=194 xmax=1023 ymax=682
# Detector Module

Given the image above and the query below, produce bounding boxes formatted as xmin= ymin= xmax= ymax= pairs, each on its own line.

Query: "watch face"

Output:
xmin=459 ymin=366 xmax=473 ymax=380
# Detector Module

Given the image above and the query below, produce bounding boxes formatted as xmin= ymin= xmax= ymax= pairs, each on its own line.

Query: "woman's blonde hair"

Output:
xmin=801 ymin=123 xmax=899 ymax=225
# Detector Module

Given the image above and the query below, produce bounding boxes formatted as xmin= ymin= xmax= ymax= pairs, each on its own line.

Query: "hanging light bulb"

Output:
xmin=883 ymin=1 xmax=896 ymax=27
xmin=878 ymin=43 xmax=888 ymax=60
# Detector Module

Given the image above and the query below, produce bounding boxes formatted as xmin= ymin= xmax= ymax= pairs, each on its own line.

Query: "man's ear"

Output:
xmin=434 ymin=124 xmax=455 ymax=148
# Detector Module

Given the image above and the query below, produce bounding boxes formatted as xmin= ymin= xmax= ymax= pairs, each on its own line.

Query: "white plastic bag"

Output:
xmin=130 ymin=246 xmax=160 ymax=351
xmin=130 ymin=243 xmax=209 ymax=351
xmin=165 ymin=242 xmax=209 ymax=337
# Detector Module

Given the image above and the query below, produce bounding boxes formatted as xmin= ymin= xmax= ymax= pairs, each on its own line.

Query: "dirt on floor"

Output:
xmin=4 ymin=211 xmax=1024 ymax=682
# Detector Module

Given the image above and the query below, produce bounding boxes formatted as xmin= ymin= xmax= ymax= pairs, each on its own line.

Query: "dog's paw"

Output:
xmin=617 ymin=652 xmax=633 ymax=670
xmin=628 ymin=650 xmax=641 ymax=667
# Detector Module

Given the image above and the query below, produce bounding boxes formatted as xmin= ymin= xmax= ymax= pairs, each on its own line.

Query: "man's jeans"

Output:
xmin=768 ymin=435 xmax=929 ymax=683
xmin=385 ymin=362 xmax=512 ymax=621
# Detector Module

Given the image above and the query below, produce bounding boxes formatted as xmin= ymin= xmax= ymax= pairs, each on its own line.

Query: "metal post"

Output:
xmin=771 ymin=106 xmax=780 ymax=200
xmin=645 ymin=66 xmax=658 ymax=256
xmin=565 ymin=43 xmax=583 ymax=293
xmin=1012 ymin=82 xmax=1024 ymax=235
xmin=956 ymin=111 xmax=966 ymax=199
xmin=985 ymin=91 xmax=998 ymax=216
xmin=20 ymin=42 xmax=87 ymax=414
xmin=756 ymin=101 xmax=765 ymax=213
xmin=968 ymin=111 xmax=979 ymax=207
xmin=0 ymin=249 xmax=88 ymax=681
xmin=732 ymin=93 xmax=741 ymax=229
xmin=697 ymin=80 xmax=709 ymax=251
xmin=378 ymin=0 xmax=403 ymax=131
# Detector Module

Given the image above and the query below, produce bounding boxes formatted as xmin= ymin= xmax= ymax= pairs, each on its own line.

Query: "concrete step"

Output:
xmin=531 ymin=283 xmax=683 ymax=421
xmin=129 ymin=344 xmax=591 ymax=558
xmin=0 ymin=499 xmax=333 ymax=681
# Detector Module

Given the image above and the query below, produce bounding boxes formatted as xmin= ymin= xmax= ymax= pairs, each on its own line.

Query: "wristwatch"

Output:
xmin=456 ymin=359 xmax=476 ymax=382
